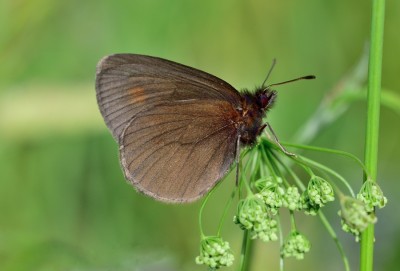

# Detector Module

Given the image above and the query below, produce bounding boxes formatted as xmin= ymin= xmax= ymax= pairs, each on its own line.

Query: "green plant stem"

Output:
xmin=276 ymin=214 xmax=284 ymax=271
xmin=198 ymin=186 xmax=215 ymax=238
xmin=271 ymin=151 xmax=306 ymax=191
xmin=265 ymin=149 xmax=292 ymax=188
xmin=289 ymin=211 xmax=297 ymax=231
xmin=319 ymin=212 xmax=351 ymax=271
xmin=282 ymin=142 xmax=370 ymax=178
xmin=238 ymin=230 xmax=252 ymax=271
xmin=217 ymin=188 xmax=236 ymax=236
xmin=295 ymin=155 xmax=355 ymax=197
xmin=361 ymin=0 xmax=385 ymax=270
xmin=243 ymin=175 xmax=253 ymax=195
xmin=261 ymin=145 xmax=279 ymax=180
xmin=198 ymin=176 xmax=225 ymax=237
xmin=248 ymin=150 xmax=261 ymax=183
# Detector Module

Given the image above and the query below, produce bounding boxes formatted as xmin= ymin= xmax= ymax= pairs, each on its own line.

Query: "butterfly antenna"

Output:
xmin=266 ymin=75 xmax=316 ymax=89
xmin=261 ymin=58 xmax=277 ymax=88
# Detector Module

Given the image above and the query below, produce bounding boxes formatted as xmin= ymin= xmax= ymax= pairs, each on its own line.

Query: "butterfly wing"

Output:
xmin=95 ymin=54 xmax=242 ymax=202
xmin=96 ymin=54 xmax=242 ymax=141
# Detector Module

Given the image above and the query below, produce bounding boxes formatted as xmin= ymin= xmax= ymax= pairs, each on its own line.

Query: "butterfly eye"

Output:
xmin=260 ymin=94 xmax=268 ymax=108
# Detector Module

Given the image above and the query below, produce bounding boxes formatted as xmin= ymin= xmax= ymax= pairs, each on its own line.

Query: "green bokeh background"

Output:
xmin=1 ymin=1 xmax=399 ymax=270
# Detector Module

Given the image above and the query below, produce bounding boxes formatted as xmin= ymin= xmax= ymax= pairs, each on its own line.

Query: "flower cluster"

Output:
xmin=254 ymin=178 xmax=285 ymax=215
xmin=339 ymin=196 xmax=377 ymax=241
xmin=282 ymin=186 xmax=301 ymax=211
xmin=195 ymin=236 xmax=234 ymax=269
xmin=301 ymin=176 xmax=334 ymax=215
xmin=357 ymin=180 xmax=387 ymax=212
xmin=281 ymin=231 xmax=311 ymax=260
xmin=300 ymin=193 xmax=320 ymax=215
xmin=234 ymin=197 xmax=278 ymax=242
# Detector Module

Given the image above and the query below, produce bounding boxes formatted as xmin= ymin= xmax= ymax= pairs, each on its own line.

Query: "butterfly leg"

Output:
xmin=235 ymin=135 xmax=241 ymax=186
xmin=262 ymin=122 xmax=296 ymax=156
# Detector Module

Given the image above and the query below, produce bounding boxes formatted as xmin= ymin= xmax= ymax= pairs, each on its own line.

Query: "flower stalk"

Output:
xmin=361 ymin=0 xmax=386 ymax=270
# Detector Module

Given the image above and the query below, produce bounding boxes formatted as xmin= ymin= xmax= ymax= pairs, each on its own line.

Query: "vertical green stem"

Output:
xmin=277 ymin=214 xmax=284 ymax=271
xmin=238 ymin=230 xmax=252 ymax=271
xmin=361 ymin=0 xmax=385 ymax=270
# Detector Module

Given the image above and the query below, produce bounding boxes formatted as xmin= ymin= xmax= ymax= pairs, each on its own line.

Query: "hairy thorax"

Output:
xmin=237 ymin=92 xmax=267 ymax=146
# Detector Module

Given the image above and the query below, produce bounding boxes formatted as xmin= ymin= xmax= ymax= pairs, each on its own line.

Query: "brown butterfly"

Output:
xmin=95 ymin=54 xmax=314 ymax=203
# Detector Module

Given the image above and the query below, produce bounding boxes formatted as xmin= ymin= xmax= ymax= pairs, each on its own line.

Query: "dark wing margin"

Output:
xmin=95 ymin=54 xmax=242 ymax=142
xmin=120 ymin=101 xmax=239 ymax=203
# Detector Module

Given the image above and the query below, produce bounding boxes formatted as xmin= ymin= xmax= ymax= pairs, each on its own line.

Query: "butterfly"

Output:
xmin=95 ymin=54 xmax=314 ymax=203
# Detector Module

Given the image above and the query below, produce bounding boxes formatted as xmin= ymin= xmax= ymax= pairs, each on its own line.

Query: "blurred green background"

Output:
xmin=1 ymin=1 xmax=399 ymax=270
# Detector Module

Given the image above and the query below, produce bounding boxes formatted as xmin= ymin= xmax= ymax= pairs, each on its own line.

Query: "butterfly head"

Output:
xmin=255 ymin=88 xmax=277 ymax=112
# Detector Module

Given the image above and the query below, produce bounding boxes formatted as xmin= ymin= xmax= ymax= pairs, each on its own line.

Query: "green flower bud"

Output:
xmin=195 ymin=236 xmax=234 ymax=269
xmin=281 ymin=231 xmax=311 ymax=260
xmin=282 ymin=186 xmax=301 ymax=211
xmin=300 ymin=191 xmax=320 ymax=216
xmin=234 ymin=197 xmax=278 ymax=242
xmin=254 ymin=176 xmax=283 ymax=190
xmin=254 ymin=177 xmax=285 ymax=215
xmin=357 ymin=180 xmax=387 ymax=212
xmin=307 ymin=176 xmax=335 ymax=206
xmin=300 ymin=176 xmax=334 ymax=215
xmin=339 ymin=196 xmax=377 ymax=241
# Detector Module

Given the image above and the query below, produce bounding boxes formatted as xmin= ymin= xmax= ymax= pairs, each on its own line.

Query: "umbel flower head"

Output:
xmin=281 ymin=231 xmax=311 ymax=260
xmin=234 ymin=196 xmax=278 ymax=242
xmin=301 ymin=176 xmax=334 ymax=215
xmin=195 ymin=236 xmax=234 ymax=269
xmin=254 ymin=177 xmax=285 ymax=215
xmin=339 ymin=196 xmax=377 ymax=241
xmin=300 ymin=192 xmax=320 ymax=215
xmin=282 ymin=186 xmax=302 ymax=211
xmin=357 ymin=180 xmax=387 ymax=212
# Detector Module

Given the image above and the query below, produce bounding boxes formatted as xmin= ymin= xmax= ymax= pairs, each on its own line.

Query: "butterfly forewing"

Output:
xmin=95 ymin=54 xmax=242 ymax=202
